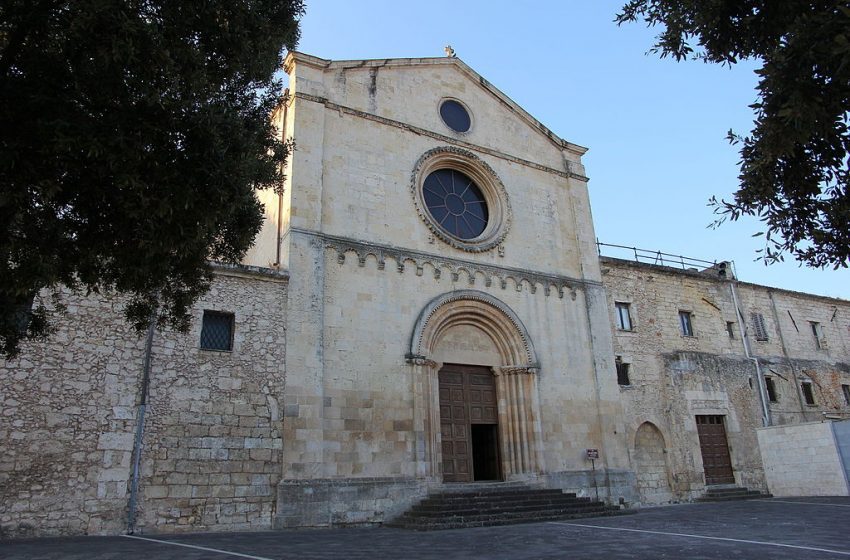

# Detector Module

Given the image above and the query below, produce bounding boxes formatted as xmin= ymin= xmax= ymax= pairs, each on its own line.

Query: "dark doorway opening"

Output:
xmin=471 ymin=424 xmax=500 ymax=481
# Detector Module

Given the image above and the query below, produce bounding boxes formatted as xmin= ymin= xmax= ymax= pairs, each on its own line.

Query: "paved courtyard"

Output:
xmin=3 ymin=497 xmax=849 ymax=559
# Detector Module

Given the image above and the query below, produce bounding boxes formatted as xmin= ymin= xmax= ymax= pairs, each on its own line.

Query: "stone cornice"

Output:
xmin=292 ymin=92 xmax=589 ymax=183
xmin=291 ymin=227 xmax=593 ymax=298
xmin=210 ymin=262 xmax=289 ymax=283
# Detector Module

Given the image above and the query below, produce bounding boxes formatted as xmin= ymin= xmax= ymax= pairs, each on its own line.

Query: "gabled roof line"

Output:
xmin=283 ymin=51 xmax=588 ymax=157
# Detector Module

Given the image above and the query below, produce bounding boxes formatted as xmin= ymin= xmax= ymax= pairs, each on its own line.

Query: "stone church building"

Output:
xmin=2 ymin=52 xmax=849 ymax=537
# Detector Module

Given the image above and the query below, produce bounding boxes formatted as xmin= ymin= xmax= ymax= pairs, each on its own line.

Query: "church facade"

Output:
xmin=1 ymin=52 xmax=849 ymax=537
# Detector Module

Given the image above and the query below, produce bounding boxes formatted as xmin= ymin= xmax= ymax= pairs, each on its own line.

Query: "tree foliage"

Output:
xmin=617 ymin=1 xmax=850 ymax=269
xmin=0 ymin=0 xmax=304 ymax=358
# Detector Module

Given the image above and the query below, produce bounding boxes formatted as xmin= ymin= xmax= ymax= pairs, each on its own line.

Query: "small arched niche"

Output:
xmin=634 ymin=421 xmax=674 ymax=505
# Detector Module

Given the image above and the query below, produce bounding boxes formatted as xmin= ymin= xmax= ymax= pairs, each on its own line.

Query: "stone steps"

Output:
xmin=696 ymin=486 xmax=772 ymax=502
xmin=386 ymin=484 xmax=630 ymax=530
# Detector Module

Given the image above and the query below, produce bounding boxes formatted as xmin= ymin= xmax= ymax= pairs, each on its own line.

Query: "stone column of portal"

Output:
xmin=494 ymin=366 xmax=543 ymax=478
xmin=408 ymin=357 xmax=441 ymax=478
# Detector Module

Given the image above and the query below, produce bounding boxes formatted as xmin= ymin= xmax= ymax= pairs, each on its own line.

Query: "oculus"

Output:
xmin=440 ymin=99 xmax=471 ymax=133
xmin=411 ymin=146 xmax=511 ymax=252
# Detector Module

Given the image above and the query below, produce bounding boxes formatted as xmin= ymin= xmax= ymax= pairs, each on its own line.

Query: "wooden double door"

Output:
xmin=696 ymin=415 xmax=735 ymax=485
xmin=439 ymin=364 xmax=501 ymax=482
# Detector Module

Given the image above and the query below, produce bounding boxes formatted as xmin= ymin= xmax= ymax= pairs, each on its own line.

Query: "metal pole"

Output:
xmin=591 ymin=458 xmax=599 ymax=502
xmin=127 ymin=314 xmax=156 ymax=534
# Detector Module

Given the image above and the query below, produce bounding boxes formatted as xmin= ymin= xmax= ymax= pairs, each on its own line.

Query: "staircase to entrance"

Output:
xmin=386 ymin=482 xmax=630 ymax=530
xmin=697 ymin=484 xmax=773 ymax=502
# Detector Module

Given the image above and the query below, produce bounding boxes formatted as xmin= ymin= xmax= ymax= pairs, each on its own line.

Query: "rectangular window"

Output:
xmin=679 ymin=311 xmax=694 ymax=337
xmin=615 ymin=302 xmax=633 ymax=331
xmin=765 ymin=377 xmax=778 ymax=402
xmin=615 ymin=357 xmax=631 ymax=386
xmin=842 ymin=384 xmax=850 ymax=406
xmin=801 ymin=381 xmax=816 ymax=405
xmin=810 ymin=322 xmax=824 ymax=350
xmin=200 ymin=310 xmax=234 ymax=351
xmin=751 ymin=312 xmax=769 ymax=341
xmin=726 ymin=321 xmax=736 ymax=339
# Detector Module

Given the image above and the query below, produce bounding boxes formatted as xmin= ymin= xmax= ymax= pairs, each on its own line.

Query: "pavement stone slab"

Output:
xmin=2 ymin=498 xmax=849 ymax=560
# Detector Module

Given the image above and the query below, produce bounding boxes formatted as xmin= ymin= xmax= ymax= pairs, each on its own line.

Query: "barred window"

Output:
xmin=751 ymin=312 xmax=769 ymax=341
xmin=200 ymin=311 xmax=234 ymax=351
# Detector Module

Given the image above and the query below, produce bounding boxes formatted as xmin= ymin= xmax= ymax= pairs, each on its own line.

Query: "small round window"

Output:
xmin=423 ymin=169 xmax=488 ymax=240
xmin=439 ymin=99 xmax=471 ymax=133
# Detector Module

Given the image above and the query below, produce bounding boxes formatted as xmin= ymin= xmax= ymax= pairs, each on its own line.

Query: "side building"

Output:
xmin=601 ymin=254 xmax=850 ymax=505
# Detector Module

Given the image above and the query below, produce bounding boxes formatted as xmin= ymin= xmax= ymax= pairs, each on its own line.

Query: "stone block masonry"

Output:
xmin=757 ymin=421 xmax=849 ymax=496
xmin=0 ymin=265 xmax=287 ymax=537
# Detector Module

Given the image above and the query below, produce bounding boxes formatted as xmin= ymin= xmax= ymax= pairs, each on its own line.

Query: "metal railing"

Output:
xmin=596 ymin=240 xmax=735 ymax=277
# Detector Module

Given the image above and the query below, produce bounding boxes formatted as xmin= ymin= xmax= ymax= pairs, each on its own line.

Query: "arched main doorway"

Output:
xmin=406 ymin=290 xmax=543 ymax=482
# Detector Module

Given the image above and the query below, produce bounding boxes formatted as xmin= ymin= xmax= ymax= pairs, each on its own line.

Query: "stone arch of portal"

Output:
xmin=406 ymin=290 xmax=544 ymax=481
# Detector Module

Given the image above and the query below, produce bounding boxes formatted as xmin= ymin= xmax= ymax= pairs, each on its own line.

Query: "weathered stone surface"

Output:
xmin=0 ymin=267 xmax=287 ymax=537
xmin=3 ymin=51 xmax=850 ymax=538
xmin=602 ymin=257 xmax=850 ymax=504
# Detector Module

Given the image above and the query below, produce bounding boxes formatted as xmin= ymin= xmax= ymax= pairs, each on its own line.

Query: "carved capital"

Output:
xmin=493 ymin=365 xmax=539 ymax=377
xmin=405 ymin=354 xmax=438 ymax=368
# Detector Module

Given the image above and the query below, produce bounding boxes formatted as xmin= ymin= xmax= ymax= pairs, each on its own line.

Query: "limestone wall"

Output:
xmin=271 ymin=52 xmax=597 ymax=282
xmin=0 ymin=267 xmax=287 ymax=537
xmin=757 ymin=421 xmax=849 ymax=496
xmin=270 ymin=52 xmax=634 ymax=526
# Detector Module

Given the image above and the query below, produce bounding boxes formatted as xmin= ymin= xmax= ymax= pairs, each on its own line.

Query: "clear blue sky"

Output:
xmin=294 ymin=1 xmax=849 ymax=299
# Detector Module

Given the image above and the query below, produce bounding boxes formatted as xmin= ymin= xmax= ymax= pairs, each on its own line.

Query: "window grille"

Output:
xmin=200 ymin=311 xmax=234 ymax=351
xmin=751 ymin=313 xmax=768 ymax=341
xmin=810 ymin=322 xmax=826 ymax=350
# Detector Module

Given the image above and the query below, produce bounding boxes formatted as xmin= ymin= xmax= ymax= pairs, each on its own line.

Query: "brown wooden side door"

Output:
xmin=439 ymin=366 xmax=471 ymax=482
xmin=696 ymin=415 xmax=735 ymax=485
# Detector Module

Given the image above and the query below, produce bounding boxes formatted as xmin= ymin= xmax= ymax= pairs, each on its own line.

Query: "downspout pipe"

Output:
xmin=767 ymin=290 xmax=807 ymax=418
xmin=127 ymin=314 xmax=157 ymax=534
xmin=729 ymin=281 xmax=771 ymax=427
xmin=274 ymin=89 xmax=290 ymax=268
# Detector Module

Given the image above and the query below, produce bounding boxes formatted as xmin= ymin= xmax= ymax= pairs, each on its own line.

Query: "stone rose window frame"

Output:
xmin=410 ymin=146 xmax=512 ymax=253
